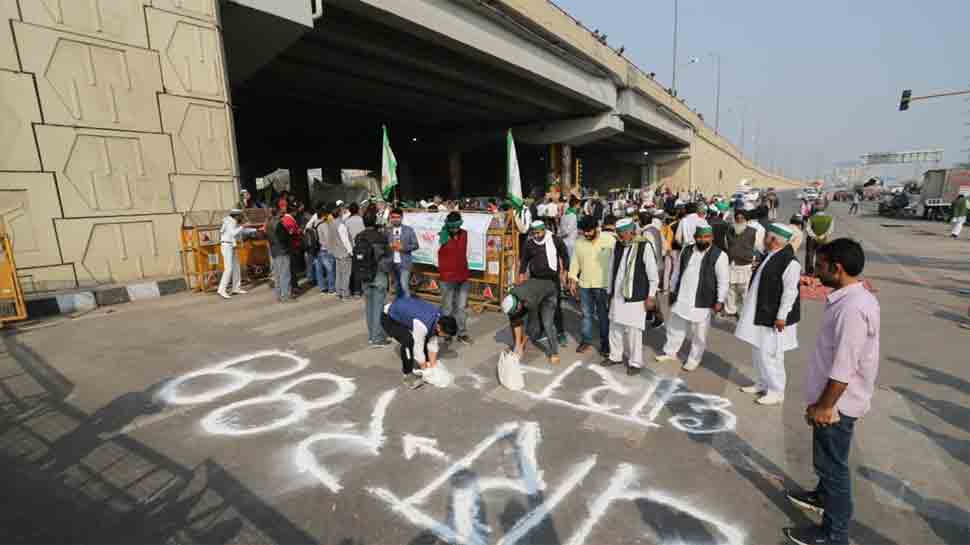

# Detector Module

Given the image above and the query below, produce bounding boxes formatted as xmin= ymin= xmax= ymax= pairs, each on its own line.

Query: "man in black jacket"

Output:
xmin=518 ymin=220 xmax=568 ymax=364
xmin=735 ymin=223 xmax=802 ymax=406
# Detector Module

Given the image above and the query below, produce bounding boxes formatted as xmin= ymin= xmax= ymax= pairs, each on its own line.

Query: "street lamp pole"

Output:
xmin=710 ymin=52 xmax=721 ymax=132
xmin=671 ymin=0 xmax=679 ymax=94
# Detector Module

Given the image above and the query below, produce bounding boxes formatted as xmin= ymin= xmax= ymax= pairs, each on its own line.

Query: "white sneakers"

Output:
xmin=655 ymin=354 xmax=680 ymax=364
xmin=231 ymin=288 xmax=248 ymax=294
xmin=740 ymin=384 xmax=764 ymax=394
xmin=756 ymin=392 xmax=785 ymax=405
xmin=682 ymin=360 xmax=700 ymax=372
xmin=217 ymin=291 xmax=231 ymax=300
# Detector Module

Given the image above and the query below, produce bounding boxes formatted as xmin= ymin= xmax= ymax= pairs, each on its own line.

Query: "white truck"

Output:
xmin=919 ymin=169 xmax=970 ymax=221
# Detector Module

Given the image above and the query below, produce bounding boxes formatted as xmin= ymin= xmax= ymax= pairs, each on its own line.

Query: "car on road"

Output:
xmin=797 ymin=187 xmax=819 ymax=201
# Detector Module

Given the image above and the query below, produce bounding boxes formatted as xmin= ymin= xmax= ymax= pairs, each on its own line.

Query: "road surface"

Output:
xmin=0 ymin=196 xmax=967 ymax=545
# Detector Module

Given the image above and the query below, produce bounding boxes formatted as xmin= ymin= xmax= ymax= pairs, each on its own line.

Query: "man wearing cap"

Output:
xmin=805 ymin=202 xmax=834 ymax=274
xmin=518 ymin=220 xmax=568 ymax=364
xmin=735 ymin=223 xmax=802 ymax=406
xmin=217 ymin=209 xmax=258 ymax=299
xmin=602 ymin=218 xmax=659 ymax=375
xmin=656 ymin=222 xmax=728 ymax=371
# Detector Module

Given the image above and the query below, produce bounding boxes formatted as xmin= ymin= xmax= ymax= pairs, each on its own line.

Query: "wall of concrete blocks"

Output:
xmin=0 ymin=0 xmax=238 ymax=293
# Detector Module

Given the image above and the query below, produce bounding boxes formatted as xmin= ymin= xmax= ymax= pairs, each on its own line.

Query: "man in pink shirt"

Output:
xmin=785 ymin=238 xmax=880 ymax=545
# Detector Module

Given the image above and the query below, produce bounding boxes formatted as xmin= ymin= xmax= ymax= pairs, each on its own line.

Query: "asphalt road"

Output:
xmin=0 ymin=196 xmax=967 ymax=545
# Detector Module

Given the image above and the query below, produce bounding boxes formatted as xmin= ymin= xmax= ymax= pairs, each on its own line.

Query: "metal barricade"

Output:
xmin=0 ymin=225 xmax=26 ymax=322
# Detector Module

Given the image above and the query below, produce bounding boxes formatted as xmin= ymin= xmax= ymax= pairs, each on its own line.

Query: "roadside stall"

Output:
xmin=403 ymin=210 xmax=519 ymax=312
xmin=179 ymin=209 xmax=271 ymax=293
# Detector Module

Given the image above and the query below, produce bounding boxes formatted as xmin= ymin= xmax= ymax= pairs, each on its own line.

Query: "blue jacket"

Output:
xmin=385 ymin=224 xmax=419 ymax=271
xmin=389 ymin=297 xmax=440 ymax=332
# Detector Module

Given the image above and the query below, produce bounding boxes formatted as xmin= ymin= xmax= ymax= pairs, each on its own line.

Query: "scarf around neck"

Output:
xmin=439 ymin=220 xmax=463 ymax=246
xmin=620 ymin=236 xmax=651 ymax=299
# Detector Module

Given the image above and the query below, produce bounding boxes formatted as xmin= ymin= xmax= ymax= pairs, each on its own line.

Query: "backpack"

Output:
xmin=303 ymin=224 xmax=320 ymax=255
xmin=272 ymin=217 xmax=290 ymax=248
xmin=353 ymin=232 xmax=379 ymax=283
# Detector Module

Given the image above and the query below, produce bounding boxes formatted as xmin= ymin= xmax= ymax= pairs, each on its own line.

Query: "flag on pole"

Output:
xmin=506 ymin=129 xmax=523 ymax=209
xmin=381 ymin=125 xmax=398 ymax=200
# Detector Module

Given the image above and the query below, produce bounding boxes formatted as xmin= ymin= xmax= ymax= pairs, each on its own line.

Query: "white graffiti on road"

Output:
xmin=158 ymin=350 xmax=310 ymax=405
xmin=563 ymin=463 xmax=746 ymax=545
xmin=157 ymin=352 xmax=747 ymax=544
xmin=201 ymin=372 xmax=356 ymax=436
xmin=520 ymin=361 xmax=737 ymax=434
xmin=370 ymin=421 xmax=598 ymax=545
xmin=295 ymin=388 xmax=397 ymax=492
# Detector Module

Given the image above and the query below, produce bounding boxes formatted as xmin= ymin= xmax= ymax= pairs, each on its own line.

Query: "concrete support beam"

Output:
xmin=343 ymin=0 xmax=617 ymax=110
xmin=617 ymin=89 xmax=693 ymax=145
xmin=449 ymin=151 xmax=462 ymax=198
xmin=516 ymin=114 xmax=624 ymax=146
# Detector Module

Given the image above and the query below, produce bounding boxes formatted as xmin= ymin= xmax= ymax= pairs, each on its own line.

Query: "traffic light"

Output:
xmin=899 ymin=89 xmax=912 ymax=111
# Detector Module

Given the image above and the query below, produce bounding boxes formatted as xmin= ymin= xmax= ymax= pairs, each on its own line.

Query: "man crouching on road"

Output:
xmin=381 ymin=297 xmax=458 ymax=389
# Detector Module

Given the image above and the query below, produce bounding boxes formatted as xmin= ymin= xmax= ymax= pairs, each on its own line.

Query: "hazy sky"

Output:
xmin=553 ymin=0 xmax=969 ymax=180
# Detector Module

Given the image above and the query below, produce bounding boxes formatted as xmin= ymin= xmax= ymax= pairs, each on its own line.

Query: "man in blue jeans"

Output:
xmin=314 ymin=204 xmax=336 ymax=294
xmin=355 ymin=213 xmax=392 ymax=347
xmin=568 ymin=215 xmax=616 ymax=355
xmin=785 ymin=239 xmax=880 ymax=545
xmin=385 ymin=208 xmax=418 ymax=298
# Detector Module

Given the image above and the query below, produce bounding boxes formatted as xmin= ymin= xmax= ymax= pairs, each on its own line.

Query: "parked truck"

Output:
xmin=919 ymin=168 xmax=970 ymax=221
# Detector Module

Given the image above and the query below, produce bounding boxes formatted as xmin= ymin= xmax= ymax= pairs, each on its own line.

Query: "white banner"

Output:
xmin=403 ymin=212 xmax=493 ymax=271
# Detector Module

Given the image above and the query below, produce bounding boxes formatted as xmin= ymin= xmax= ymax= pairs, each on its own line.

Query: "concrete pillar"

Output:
xmin=448 ymin=151 xmax=462 ymax=198
xmin=561 ymin=144 xmax=573 ymax=196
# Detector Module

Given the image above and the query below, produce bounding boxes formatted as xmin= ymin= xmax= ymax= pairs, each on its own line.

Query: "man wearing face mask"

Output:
xmin=735 ymin=223 xmax=802 ymax=406
xmin=519 ymin=220 xmax=568 ymax=364
xmin=601 ymin=218 xmax=659 ymax=375
xmin=656 ymin=222 xmax=728 ymax=371
xmin=437 ymin=211 xmax=472 ymax=344
xmin=718 ymin=210 xmax=759 ymax=319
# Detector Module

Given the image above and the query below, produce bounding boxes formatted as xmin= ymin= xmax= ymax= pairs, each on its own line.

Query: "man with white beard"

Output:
xmin=718 ymin=210 xmax=759 ymax=319
xmin=735 ymin=223 xmax=802 ymax=406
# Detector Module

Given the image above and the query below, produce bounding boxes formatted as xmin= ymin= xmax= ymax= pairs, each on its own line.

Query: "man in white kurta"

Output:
xmin=604 ymin=218 xmax=659 ymax=376
xmin=735 ymin=223 xmax=801 ymax=406
xmin=676 ymin=203 xmax=707 ymax=248
xmin=657 ymin=223 xmax=729 ymax=371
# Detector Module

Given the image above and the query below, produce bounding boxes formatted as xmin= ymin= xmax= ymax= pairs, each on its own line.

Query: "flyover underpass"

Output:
xmin=221 ymin=0 xmax=691 ymax=202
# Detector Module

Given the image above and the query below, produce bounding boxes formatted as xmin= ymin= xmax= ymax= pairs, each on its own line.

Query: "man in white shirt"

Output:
xmin=385 ymin=208 xmax=418 ymax=298
xmin=217 ymin=209 xmax=257 ymax=299
xmin=676 ymin=203 xmax=707 ymax=248
xmin=657 ymin=223 xmax=728 ymax=371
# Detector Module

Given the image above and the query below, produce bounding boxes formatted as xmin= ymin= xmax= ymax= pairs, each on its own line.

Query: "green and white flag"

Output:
xmin=381 ymin=125 xmax=398 ymax=200
xmin=506 ymin=129 xmax=523 ymax=209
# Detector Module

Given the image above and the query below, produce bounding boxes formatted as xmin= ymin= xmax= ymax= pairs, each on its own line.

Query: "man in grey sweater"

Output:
xmin=345 ymin=203 xmax=365 ymax=297
xmin=326 ymin=202 xmax=355 ymax=299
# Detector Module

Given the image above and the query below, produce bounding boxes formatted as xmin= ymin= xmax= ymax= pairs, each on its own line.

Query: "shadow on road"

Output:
xmin=889 ymin=356 xmax=970 ymax=397
xmin=858 ymin=466 xmax=970 ymax=544
xmin=891 ymin=416 xmax=968 ymax=468
xmin=0 ymin=332 xmax=319 ymax=545
xmin=893 ymin=387 xmax=969 ymax=434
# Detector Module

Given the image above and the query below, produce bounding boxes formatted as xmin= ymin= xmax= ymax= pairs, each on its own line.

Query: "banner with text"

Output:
xmin=403 ymin=212 xmax=492 ymax=271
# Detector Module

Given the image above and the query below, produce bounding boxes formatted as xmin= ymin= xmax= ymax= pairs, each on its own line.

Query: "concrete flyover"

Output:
xmin=0 ymin=0 xmax=801 ymax=293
